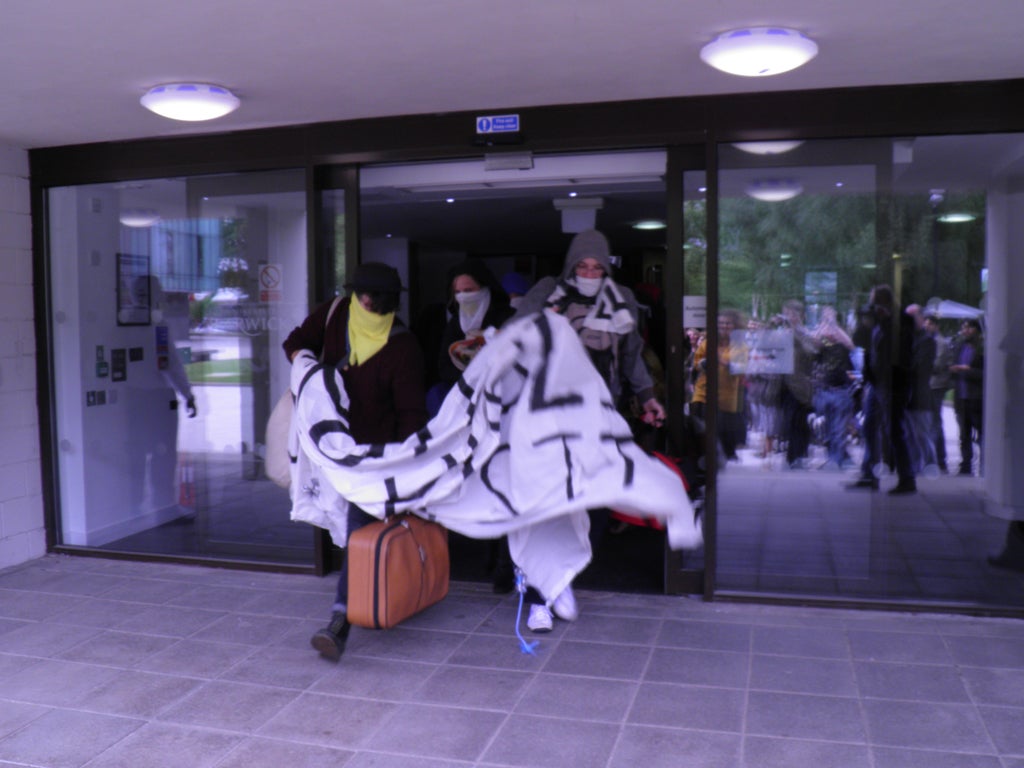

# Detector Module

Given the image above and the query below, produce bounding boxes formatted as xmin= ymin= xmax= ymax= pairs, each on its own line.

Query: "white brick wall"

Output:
xmin=0 ymin=144 xmax=45 ymax=569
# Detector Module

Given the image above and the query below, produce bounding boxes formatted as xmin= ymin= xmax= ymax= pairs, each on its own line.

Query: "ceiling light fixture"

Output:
xmin=140 ymin=83 xmax=240 ymax=121
xmin=633 ymin=219 xmax=666 ymax=231
xmin=732 ymin=140 xmax=804 ymax=155
xmin=701 ymin=27 xmax=818 ymax=77
xmin=937 ymin=212 xmax=977 ymax=223
xmin=745 ymin=178 xmax=803 ymax=202
xmin=119 ymin=209 xmax=161 ymax=228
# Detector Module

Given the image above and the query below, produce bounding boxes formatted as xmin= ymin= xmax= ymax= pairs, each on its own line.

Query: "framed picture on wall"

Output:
xmin=117 ymin=253 xmax=151 ymax=326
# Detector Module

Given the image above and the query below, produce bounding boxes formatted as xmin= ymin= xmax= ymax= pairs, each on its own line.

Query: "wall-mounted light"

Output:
xmin=701 ymin=27 xmax=818 ymax=77
xmin=732 ymin=140 xmax=804 ymax=155
xmin=119 ymin=209 xmax=161 ymax=228
xmin=140 ymin=83 xmax=240 ymax=121
xmin=746 ymin=178 xmax=803 ymax=202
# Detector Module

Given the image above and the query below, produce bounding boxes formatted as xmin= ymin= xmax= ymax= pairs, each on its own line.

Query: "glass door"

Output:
xmin=48 ymin=169 xmax=312 ymax=565
xmin=706 ymin=135 xmax=1024 ymax=609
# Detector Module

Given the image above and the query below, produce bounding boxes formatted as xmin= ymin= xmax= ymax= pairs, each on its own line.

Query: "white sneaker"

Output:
xmin=527 ymin=604 xmax=553 ymax=633
xmin=552 ymin=586 xmax=578 ymax=622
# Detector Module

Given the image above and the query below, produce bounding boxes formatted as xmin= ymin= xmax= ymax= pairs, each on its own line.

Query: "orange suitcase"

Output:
xmin=346 ymin=513 xmax=449 ymax=629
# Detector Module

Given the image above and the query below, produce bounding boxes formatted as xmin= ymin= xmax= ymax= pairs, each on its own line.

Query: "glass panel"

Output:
xmin=48 ymin=170 xmax=311 ymax=565
xmin=710 ymin=135 xmax=1024 ymax=608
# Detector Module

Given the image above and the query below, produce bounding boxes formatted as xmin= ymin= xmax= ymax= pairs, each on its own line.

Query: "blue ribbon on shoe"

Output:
xmin=514 ymin=568 xmax=539 ymax=655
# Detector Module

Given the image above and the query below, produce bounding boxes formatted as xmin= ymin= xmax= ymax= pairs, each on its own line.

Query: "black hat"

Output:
xmin=346 ymin=262 xmax=402 ymax=294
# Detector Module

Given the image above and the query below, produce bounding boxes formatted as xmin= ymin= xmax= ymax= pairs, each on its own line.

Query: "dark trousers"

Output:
xmin=333 ymin=505 xmax=378 ymax=611
xmin=954 ymin=397 xmax=983 ymax=473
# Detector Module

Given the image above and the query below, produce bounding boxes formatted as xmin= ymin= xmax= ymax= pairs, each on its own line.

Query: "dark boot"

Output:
xmin=310 ymin=612 xmax=350 ymax=661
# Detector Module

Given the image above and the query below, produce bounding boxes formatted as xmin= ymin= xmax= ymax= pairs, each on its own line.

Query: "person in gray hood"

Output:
xmin=511 ymin=228 xmax=667 ymax=631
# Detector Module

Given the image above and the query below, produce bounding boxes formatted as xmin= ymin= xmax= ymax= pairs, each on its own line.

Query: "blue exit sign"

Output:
xmin=476 ymin=114 xmax=520 ymax=134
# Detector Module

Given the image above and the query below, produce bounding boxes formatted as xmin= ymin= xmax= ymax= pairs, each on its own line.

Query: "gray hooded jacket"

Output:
xmin=510 ymin=229 xmax=654 ymax=403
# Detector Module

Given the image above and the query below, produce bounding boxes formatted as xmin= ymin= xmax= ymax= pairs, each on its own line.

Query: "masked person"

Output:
xmin=436 ymin=259 xmax=514 ymax=390
xmin=512 ymin=229 xmax=666 ymax=631
xmin=282 ymin=262 xmax=427 ymax=661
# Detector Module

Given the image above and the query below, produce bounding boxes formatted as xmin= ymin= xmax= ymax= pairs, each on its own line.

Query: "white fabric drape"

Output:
xmin=288 ymin=310 xmax=701 ymax=603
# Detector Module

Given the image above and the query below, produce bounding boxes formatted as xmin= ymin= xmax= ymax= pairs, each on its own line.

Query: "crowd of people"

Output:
xmin=682 ymin=286 xmax=985 ymax=495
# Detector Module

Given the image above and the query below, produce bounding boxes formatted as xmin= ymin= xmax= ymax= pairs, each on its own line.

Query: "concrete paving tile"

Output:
xmin=258 ymin=692 xmax=396 ymax=749
xmin=747 ymin=691 xmax=866 ymax=742
xmin=84 ymin=722 xmax=241 ymax=768
xmin=862 ymin=700 xmax=994 ymax=752
xmin=609 ymin=724 xmax=741 ymax=768
xmin=854 ymin=660 xmax=971 ymax=702
xmin=215 ymin=736 xmax=355 ymax=768
xmin=483 ymin=713 xmax=620 ymax=768
xmin=542 ymin=639 xmax=651 ymax=680
xmin=751 ymin=655 xmax=857 ymax=696
xmin=628 ymin=682 xmax=744 ymax=732
xmin=415 ymin=665 xmax=532 ymax=710
xmin=158 ymin=680 xmax=301 ymax=733
xmin=0 ymin=708 xmax=141 ymax=768
xmin=364 ymin=702 xmax=507 ymax=761
xmin=515 ymin=673 xmax=635 ymax=721
xmin=743 ymin=736 xmax=871 ymax=767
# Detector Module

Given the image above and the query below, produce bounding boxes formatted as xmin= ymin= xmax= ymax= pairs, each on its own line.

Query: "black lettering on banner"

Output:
xmin=601 ymin=433 xmax=636 ymax=487
xmin=323 ymin=368 xmax=351 ymax=423
xmin=530 ymin=314 xmax=584 ymax=412
xmin=414 ymin=427 xmax=432 ymax=456
xmin=480 ymin=444 xmax=518 ymax=515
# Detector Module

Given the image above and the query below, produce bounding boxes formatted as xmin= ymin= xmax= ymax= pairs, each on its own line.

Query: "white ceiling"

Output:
xmin=2 ymin=0 xmax=1023 ymax=150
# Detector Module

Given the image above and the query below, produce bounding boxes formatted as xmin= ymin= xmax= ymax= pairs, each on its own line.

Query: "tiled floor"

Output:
xmin=2 ymin=555 xmax=1023 ymax=767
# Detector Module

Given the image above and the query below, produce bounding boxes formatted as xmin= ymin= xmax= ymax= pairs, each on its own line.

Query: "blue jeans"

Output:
xmin=333 ymin=505 xmax=378 ymax=612
xmin=814 ymin=386 xmax=853 ymax=465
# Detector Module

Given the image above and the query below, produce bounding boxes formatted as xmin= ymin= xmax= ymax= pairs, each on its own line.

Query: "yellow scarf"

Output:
xmin=347 ymin=298 xmax=394 ymax=366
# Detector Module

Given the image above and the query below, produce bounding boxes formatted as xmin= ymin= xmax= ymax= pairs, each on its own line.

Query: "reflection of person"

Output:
xmin=690 ymin=310 xmax=745 ymax=461
xmin=779 ymin=300 xmax=818 ymax=469
xmin=512 ymin=228 xmax=665 ymax=632
xmin=847 ymin=285 xmax=916 ymax=493
xmin=923 ymin=314 xmax=953 ymax=473
xmin=283 ymin=263 xmax=427 ymax=661
xmin=124 ymin=275 xmax=197 ymax=517
xmin=811 ymin=306 xmax=855 ymax=468
xmin=904 ymin=304 xmax=938 ymax=474
xmin=950 ymin=318 xmax=984 ymax=475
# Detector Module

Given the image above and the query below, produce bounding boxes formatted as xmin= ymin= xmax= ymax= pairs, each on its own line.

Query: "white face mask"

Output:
xmin=574 ymin=276 xmax=603 ymax=298
xmin=455 ymin=287 xmax=491 ymax=333
xmin=455 ymin=288 xmax=485 ymax=313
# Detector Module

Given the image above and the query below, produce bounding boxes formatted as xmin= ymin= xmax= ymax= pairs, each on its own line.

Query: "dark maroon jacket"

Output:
xmin=282 ymin=297 xmax=427 ymax=444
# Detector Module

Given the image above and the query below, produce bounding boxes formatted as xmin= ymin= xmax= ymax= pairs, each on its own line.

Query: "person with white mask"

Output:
xmin=433 ymin=259 xmax=517 ymax=593
xmin=511 ymin=228 xmax=667 ymax=631
xmin=436 ymin=260 xmax=514 ymax=391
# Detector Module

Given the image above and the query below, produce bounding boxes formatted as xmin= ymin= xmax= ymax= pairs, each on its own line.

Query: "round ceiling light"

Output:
xmin=633 ymin=219 xmax=666 ymax=230
xmin=140 ymin=83 xmax=240 ymax=121
xmin=732 ymin=140 xmax=805 ymax=155
xmin=937 ymin=212 xmax=977 ymax=223
xmin=701 ymin=27 xmax=818 ymax=77
xmin=119 ymin=208 xmax=161 ymax=227
xmin=746 ymin=178 xmax=803 ymax=202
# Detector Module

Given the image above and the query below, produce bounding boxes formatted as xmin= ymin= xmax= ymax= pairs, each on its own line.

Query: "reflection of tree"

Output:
xmin=219 ymin=219 xmax=250 ymax=289
xmin=683 ymin=190 xmax=986 ymax=321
